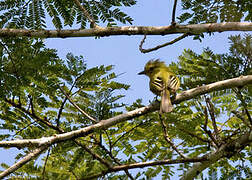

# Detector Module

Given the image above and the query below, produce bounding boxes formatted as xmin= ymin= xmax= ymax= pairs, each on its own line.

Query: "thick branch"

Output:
xmin=0 ymin=22 xmax=251 ymax=38
xmin=0 ymin=146 xmax=48 ymax=179
xmin=112 ymin=158 xmax=206 ymax=171
xmin=84 ymin=157 xmax=207 ymax=180
xmin=181 ymin=130 xmax=252 ymax=180
xmin=173 ymin=75 xmax=252 ymax=104
xmin=0 ymin=75 xmax=251 ymax=148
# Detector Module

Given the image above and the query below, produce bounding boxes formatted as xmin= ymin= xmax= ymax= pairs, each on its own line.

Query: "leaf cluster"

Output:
xmin=167 ymin=34 xmax=252 ymax=178
xmin=179 ymin=0 xmax=252 ymax=24
xmin=0 ymin=34 xmax=251 ymax=179
xmin=0 ymin=0 xmax=136 ymax=29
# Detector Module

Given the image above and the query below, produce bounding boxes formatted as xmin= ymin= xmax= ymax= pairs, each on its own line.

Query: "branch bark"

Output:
xmin=0 ymin=145 xmax=48 ymax=179
xmin=160 ymin=116 xmax=187 ymax=158
xmin=181 ymin=130 xmax=252 ymax=180
xmin=0 ymin=75 xmax=251 ymax=149
xmin=83 ymin=157 xmax=207 ymax=180
xmin=0 ymin=22 xmax=251 ymax=38
xmin=139 ymin=33 xmax=189 ymax=53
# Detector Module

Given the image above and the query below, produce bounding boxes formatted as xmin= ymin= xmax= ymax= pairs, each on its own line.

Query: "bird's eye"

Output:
xmin=149 ymin=67 xmax=154 ymax=71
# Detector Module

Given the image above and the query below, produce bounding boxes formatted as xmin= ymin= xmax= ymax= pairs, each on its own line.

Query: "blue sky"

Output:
xmin=44 ymin=1 xmax=240 ymax=106
xmin=0 ymin=0 xmax=245 ymax=178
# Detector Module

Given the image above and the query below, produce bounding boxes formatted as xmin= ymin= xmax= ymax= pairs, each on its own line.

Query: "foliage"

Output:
xmin=0 ymin=0 xmax=251 ymax=179
xmin=0 ymin=34 xmax=251 ymax=179
xmin=0 ymin=0 xmax=136 ymax=29
xmin=179 ymin=0 xmax=252 ymax=24
xmin=178 ymin=0 xmax=252 ymax=41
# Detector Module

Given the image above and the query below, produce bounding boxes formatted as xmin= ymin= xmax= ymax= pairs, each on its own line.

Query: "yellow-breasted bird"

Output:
xmin=138 ymin=59 xmax=180 ymax=113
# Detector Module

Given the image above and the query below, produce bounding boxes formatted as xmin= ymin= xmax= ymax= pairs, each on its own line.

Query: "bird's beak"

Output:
xmin=138 ymin=70 xmax=146 ymax=75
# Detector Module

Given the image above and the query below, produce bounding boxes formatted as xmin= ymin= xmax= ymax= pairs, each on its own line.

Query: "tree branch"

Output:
xmin=92 ymin=136 xmax=135 ymax=180
xmin=181 ymin=130 xmax=252 ymax=180
xmin=160 ymin=116 xmax=187 ymax=158
xmin=111 ymin=121 xmax=146 ymax=148
xmin=72 ymin=0 xmax=100 ymax=28
xmin=4 ymin=98 xmax=63 ymax=132
xmin=0 ymin=75 xmax=251 ymax=149
xmin=233 ymin=88 xmax=252 ymax=125
xmin=0 ymin=22 xmax=251 ymax=38
xmin=42 ymin=147 xmax=51 ymax=180
xmin=73 ymin=140 xmax=112 ymax=168
xmin=201 ymin=105 xmax=219 ymax=148
xmin=173 ymin=75 xmax=252 ymax=104
xmin=57 ymin=75 xmax=81 ymax=127
xmin=139 ymin=33 xmax=189 ymax=53
xmin=0 ymin=146 xmax=48 ymax=179
xmin=178 ymin=126 xmax=210 ymax=143
xmin=4 ymin=98 xmax=112 ymax=173
xmin=83 ymin=157 xmax=207 ymax=180
xmin=231 ymin=110 xmax=252 ymax=129
xmin=59 ymin=86 xmax=97 ymax=123
xmin=206 ymin=98 xmax=220 ymax=141
xmin=171 ymin=0 xmax=178 ymax=25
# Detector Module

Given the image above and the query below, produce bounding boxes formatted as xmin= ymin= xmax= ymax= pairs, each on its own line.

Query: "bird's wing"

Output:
xmin=167 ymin=75 xmax=180 ymax=92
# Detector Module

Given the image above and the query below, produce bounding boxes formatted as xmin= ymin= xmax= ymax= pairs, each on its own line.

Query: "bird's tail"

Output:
xmin=160 ymin=89 xmax=173 ymax=113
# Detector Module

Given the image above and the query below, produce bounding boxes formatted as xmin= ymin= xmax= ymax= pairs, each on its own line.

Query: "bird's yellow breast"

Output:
xmin=149 ymin=68 xmax=173 ymax=96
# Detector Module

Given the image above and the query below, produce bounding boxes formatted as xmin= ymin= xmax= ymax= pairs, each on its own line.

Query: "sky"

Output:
xmin=44 ymin=1 xmax=240 ymax=106
xmin=0 ymin=0 xmax=246 ymax=178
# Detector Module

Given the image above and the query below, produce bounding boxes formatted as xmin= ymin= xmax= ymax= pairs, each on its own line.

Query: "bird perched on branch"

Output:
xmin=138 ymin=59 xmax=180 ymax=113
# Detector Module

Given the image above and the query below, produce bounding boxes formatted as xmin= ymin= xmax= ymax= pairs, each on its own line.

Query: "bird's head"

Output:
xmin=138 ymin=59 xmax=166 ymax=77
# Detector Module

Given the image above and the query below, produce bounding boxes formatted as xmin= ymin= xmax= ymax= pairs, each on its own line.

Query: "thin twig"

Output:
xmin=29 ymin=95 xmax=35 ymax=114
xmin=72 ymin=0 xmax=100 ymax=28
xmin=0 ymin=40 xmax=23 ymax=85
xmin=206 ymin=98 xmax=220 ymax=139
xmin=171 ymin=0 xmax=178 ymax=25
xmin=139 ymin=33 xmax=189 ymax=53
xmin=56 ymin=78 xmax=79 ymax=127
xmin=70 ymin=170 xmax=79 ymax=179
xmin=203 ymin=106 xmax=208 ymax=130
xmin=92 ymin=135 xmax=135 ymax=180
xmin=233 ymin=88 xmax=252 ymax=125
xmin=159 ymin=115 xmax=186 ymax=159
xmin=57 ymin=97 xmax=68 ymax=127
xmin=96 ymin=142 xmax=135 ymax=179
xmin=12 ymin=121 xmax=37 ymax=138
xmin=111 ymin=121 xmax=146 ymax=148
xmin=177 ymin=127 xmax=210 ymax=143
xmin=42 ymin=147 xmax=51 ymax=180
xmin=74 ymin=140 xmax=112 ymax=168
xmin=5 ymin=98 xmax=63 ymax=132
xmin=4 ymin=100 xmax=111 ymax=178
xmin=59 ymin=86 xmax=97 ymax=123
xmin=231 ymin=110 xmax=252 ymax=129
xmin=201 ymin=105 xmax=219 ymax=148
xmin=2 ymin=76 xmax=252 ymax=148
xmin=103 ymin=130 xmax=112 ymax=153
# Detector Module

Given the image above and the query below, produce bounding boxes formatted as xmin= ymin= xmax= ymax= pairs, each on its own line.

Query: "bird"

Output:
xmin=138 ymin=59 xmax=180 ymax=113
